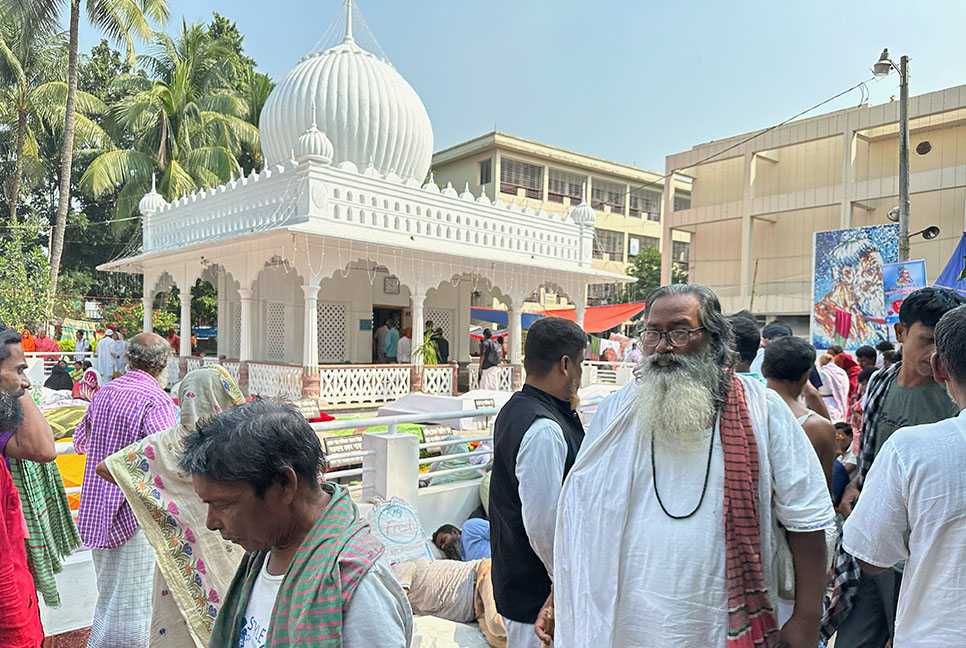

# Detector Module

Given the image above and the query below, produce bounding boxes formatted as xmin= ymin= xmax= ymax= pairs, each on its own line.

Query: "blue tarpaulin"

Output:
xmin=934 ymin=233 xmax=966 ymax=296
xmin=470 ymin=307 xmax=545 ymax=329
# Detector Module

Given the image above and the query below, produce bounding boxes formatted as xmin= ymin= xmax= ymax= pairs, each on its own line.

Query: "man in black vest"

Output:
xmin=489 ymin=317 xmax=586 ymax=648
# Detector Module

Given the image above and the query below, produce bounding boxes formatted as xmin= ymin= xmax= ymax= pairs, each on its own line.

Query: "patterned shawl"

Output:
xmin=721 ymin=375 xmax=780 ymax=647
xmin=820 ymin=361 xmax=901 ymax=639
xmin=106 ymin=365 xmax=245 ymax=648
xmin=210 ymin=483 xmax=383 ymax=647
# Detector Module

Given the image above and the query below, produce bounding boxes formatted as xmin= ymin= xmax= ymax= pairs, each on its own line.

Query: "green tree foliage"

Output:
xmin=80 ymin=21 xmax=259 ymax=221
xmin=619 ymin=246 xmax=663 ymax=303
xmin=0 ymin=228 xmax=51 ymax=327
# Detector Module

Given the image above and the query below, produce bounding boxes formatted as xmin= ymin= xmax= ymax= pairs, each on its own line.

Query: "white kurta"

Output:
xmin=552 ymin=376 xmax=835 ymax=648
xmin=95 ymin=337 xmax=115 ymax=381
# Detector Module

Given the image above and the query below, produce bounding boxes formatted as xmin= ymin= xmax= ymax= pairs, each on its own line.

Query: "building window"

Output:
xmin=629 ymin=190 xmax=661 ymax=220
xmin=479 ymin=159 xmax=492 ymax=185
xmin=548 ymin=168 xmax=584 ymax=204
xmin=588 ymin=283 xmax=620 ymax=305
xmin=672 ymin=240 xmax=690 ymax=262
xmin=628 ymin=235 xmax=659 ymax=257
xmin=673 ymin=194 xmax=691 ymax=211
xmin=500 ymin=158 xmax=543 ymax=199
xmin=593 ymin=229 xmax=624 ymax=261
xmin=591 ymin=178 xmax=625 ymax=214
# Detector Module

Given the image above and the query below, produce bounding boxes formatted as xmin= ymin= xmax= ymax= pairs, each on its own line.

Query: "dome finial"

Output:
xmin=344 ymin=0 xmax=354 ymax=43
xmin=151 ymin=172 xmax=156 ymax=193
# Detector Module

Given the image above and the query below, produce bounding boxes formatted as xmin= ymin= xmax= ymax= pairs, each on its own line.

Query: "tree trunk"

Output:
xmin=48 ymin=0 xmax=80 ymax=300
xmin=8 ymin=110 xmax=26 ymax=223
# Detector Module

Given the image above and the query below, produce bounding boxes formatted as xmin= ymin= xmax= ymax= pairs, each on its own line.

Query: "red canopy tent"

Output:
xmin=540 ymin=302 xmax=647 ymax=333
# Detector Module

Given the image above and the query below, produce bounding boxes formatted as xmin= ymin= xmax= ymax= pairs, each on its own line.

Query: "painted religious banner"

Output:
xmin=811 ymin=224 xmax=898 ymax=349
xmin=882 ymin=259 xmax=927 ymax=324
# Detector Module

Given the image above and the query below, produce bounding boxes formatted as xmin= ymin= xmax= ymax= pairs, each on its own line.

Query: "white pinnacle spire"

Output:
xmin=344 ymin=0 xmax=354 ymax=43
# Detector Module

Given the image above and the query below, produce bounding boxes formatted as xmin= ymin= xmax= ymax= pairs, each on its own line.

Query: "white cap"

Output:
xmin=104 ymin=328 xmax=115 ymax=335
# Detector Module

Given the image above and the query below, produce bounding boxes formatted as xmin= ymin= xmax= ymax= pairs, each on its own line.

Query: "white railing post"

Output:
xmin=362 ymin=431 xmax=419 ymax=504
xmin=142 ymin=297 xmax=153 ymax=333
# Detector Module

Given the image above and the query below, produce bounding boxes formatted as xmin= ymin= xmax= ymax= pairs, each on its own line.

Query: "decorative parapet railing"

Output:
xmin=248 ymin=361 xmax=303 ymax=400
xmin=317 ymin=363 xmax=411 ymax=405
xmin=468 ymin=365 xmax=514 ymax=392
xmin=185 ymin=357 xmax=203 ymax=373
xmin=222 ymin=361 xmax=241 ymax=385
xmin=422 ymin=364 xmax=457 ymax=396
xmin=166 ymin=356 xmax=180 ymax=385
xmin=142 ymin=159 xmax=590 ymax=267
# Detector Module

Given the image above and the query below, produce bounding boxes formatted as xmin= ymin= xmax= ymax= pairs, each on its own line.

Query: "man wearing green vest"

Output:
xmin=180 ymin=399 xmax=413 ymax=647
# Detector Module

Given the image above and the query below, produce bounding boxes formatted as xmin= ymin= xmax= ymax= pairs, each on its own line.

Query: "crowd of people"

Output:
xmin=1 ymin=283 xmax=965 ymax=647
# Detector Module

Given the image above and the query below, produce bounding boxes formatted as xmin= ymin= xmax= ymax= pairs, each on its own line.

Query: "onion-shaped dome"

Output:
xmin=295 ymin=122 xmax=334 ymax=162
xmin=259 ymin=25 xmax=433 ymax=181
xmin=139 ymin=175 xmax=167 ymax=214
xmin=569 ymin=199 xmax=596 ymax=227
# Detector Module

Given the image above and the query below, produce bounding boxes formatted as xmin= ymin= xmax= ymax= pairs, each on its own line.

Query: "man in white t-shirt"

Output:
xmin=181 ymin=399 xmax=413 ymax=647
xmin=843 ymin=304 xmax=966 ymax=647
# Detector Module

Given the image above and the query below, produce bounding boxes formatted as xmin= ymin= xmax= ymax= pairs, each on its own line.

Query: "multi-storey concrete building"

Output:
xmin=432 ymin=132 xmax=691 ymax=305
xmin=661 ymin=84 xmax=966 ymax=332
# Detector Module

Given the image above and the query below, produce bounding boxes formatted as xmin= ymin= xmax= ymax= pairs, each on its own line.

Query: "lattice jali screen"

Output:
xmin=231 ymin=302 xmax=241 ymax=357
xmin=426 ymin=308 xmax=454 ymax=344
xmin=266 ymin=303 xmax=286 ymax=360
xmin=318 ymin=302 xmax=348 ymax=363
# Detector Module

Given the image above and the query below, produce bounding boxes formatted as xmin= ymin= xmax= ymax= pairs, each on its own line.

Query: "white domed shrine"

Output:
xmin=259 ymin=6 xmax=433 ymax=181
xmin=103 ymin=0 xmax=631 ymax=403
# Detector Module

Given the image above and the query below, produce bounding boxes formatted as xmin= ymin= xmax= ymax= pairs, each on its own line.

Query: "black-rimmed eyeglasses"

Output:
xmin=641 ymin=327 xmax=706 ymax=348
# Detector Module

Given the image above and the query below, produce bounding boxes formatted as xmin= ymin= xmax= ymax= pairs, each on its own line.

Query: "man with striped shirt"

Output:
xmin=75 ymin=332 xmax=177 ymax=648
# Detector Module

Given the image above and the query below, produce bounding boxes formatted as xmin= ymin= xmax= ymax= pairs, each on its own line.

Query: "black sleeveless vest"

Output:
xmin=489 ymin=384 xmax=584 ymax=623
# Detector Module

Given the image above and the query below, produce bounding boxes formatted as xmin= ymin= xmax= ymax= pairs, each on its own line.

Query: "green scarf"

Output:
xmin=209 ymin=484 xmax=382 ymax=647
xmin=8 ymin=458 xmax=82 ymax=607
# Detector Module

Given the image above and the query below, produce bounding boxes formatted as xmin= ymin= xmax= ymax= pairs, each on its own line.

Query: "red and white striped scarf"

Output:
xmin=721 ymin=374 xmax=780 ymax=647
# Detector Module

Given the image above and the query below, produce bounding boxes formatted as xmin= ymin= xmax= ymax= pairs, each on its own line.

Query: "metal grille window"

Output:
xmin=672 ymin=240 xmax=690 ymax=262
xmin=628 ymin=235 xmax=659 ymax=257
xmin=593 ymin=229 xmax=624 ymax=260
xmin=318 ymin=303 xmax=348 ymax=363
xmin=266 ymin=303 xmax=285 ymax=360
xmin=629 ymin=190 xmax=662 ymax=220
xmin=591 ymin=179 xmax=625 ymax=214
xmin=479 ymin=159 xmax=492 ymax=185
xmin=674 ymin=195 xmax=691 ymax=211
xmin=500 ymin=158 xmax=543 ymax=199
xmin=548 ymin=168 xmax=584 ymax=203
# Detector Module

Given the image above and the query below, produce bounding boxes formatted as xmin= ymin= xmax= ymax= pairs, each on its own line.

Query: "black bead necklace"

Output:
xmin=650 ymin=426 xmax=715 ymax=520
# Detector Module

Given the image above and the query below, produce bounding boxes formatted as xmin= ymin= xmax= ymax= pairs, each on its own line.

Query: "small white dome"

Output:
xmin=569 ymin=200 xmax=596 ymax=227
xmin=295 ymin=123 xmax=334 ymax=162
xmin=139 ymin=176 xmax=167 ymax=214
xmin=259 ymin=31 xmax=433 ymax=181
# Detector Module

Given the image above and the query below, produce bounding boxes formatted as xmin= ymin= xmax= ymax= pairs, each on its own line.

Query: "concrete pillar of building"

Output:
xmin=509 ymin=297 xmax=524 ymax=389
xmin=301 ymin=283 xmax=321 ymax=397
xmin=179 ymin=290 xmax=191 ymax=358
xmin=660 ymin=174 xmax=676 ymax=285
xmin=410 ymin=292 xmax=426 ymax=391
xmin=740 ymin=152 xmax=755 ymax=309
xmin=142 ymin=297 xmax=153 ymax=334
xmin=363 ymin=431 xmax=419 ymax=504
xmin=841 ymin=128 xmax=857 ymax=229
xmin=237 ymin=287 xmax=254 ymax=396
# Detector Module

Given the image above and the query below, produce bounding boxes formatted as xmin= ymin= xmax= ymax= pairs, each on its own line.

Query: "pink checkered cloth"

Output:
xmin=74 ymin=370 xmax=176 ymax=548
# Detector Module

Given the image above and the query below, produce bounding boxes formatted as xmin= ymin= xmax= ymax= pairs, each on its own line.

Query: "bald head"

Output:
xmin=126 ymin=332 xmax=173 ymax=376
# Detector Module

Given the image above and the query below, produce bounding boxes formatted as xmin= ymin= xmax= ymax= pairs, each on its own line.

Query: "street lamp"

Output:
xmin=873 ymin=48 xmax=910 ymax=261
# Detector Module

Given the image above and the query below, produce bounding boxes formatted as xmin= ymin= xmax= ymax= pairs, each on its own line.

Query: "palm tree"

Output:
xmin=0 ymin=0 xmax=169 ymax=296
xmin=0 ymin=21 xmax=110 ymax=222
xmin=80 ymin=22 xmax=259 ymax=218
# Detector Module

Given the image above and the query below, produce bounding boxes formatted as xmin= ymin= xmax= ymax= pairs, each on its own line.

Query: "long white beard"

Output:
xmin=632 ymin=350 xmax=720 ymax=452
xmin=854 ymin=277 xmax=884 ymax=317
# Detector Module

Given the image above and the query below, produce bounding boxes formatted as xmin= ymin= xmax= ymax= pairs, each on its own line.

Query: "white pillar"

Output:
xmin=411 ymin=293 xmax=426 ymax=360
xmin=301 ymin=284 xmax=321 ymax=369
xmin=574 ymin=300 xmax=587 ymax=330
xmin=509 ymin=299 xmax=524 ymax=366
xmin=238 ymin=288 xmax=254 ymax=362
xmin=179 ymin=290 xmax=191 ymax=357
xmin=142 ymin=297 xmax=153 ymax=333
xmin=362 ymin=431 xmax=419 ymax=505
xmin=660 ymin=174 xmax=676 ymax=285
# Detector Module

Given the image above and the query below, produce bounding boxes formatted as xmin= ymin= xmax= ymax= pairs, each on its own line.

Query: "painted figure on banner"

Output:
xmin=811 ymin=225 xmax=898 ymax=349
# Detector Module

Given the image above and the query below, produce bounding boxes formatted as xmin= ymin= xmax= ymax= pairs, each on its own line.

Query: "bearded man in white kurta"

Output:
xmin=546 ymin=285 xmax=835 ymax=648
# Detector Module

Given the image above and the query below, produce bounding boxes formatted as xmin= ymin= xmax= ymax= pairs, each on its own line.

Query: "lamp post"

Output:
xmin=873 ymin=48 xmax=910 ymax=261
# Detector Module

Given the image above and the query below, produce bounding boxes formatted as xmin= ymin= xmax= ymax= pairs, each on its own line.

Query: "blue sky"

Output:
xmin=75 ymin=0 xmax=966 ymax=172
